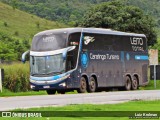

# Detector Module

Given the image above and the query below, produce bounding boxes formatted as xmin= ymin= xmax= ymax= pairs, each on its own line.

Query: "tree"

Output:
xmin=0 ymin=32 xmax=30 ymax=61
xmin=80 ymin=1 xmax=157 ymax=46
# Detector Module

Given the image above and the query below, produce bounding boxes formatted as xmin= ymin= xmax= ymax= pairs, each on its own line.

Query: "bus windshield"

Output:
xmin=30 ymin=54 xmax=65 ymax=76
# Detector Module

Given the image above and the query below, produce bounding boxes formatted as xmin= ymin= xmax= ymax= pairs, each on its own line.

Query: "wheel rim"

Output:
xmin=88 ymin=77 xmax=97 ymax=93
xmin=81 ymin=79 xmax=86 ymax=90
xmin=132 ymin=77 xmax=138 ymax=89
xmin=90 ymin=80 xmax=96 ymax=90
xmin=126 ymin=77 xmax=131 ymax=90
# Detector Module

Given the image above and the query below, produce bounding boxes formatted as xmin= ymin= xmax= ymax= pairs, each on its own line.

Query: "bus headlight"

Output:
xmin=59 ymin=82 xmax=66 ymax=87
xmin=30 ymin=85 xmax=35 ymax=89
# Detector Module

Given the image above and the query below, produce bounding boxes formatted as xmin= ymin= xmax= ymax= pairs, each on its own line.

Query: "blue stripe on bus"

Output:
xmin=30 ymin=74 xmax=61 ymax=81
xmin=30 ymin=70 xmax=74 ymax=81
xmin=135 ymin=55 xmax=148 ymax=60
xmin=121 ymin=51 xmax=124 ymax=62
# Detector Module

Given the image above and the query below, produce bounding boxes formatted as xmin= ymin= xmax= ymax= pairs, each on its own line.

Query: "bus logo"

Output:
xmin=43 ymin=36 xmax=56 ymax=43
xmin=84 ymin=36 xmax=95 ymax=45
xmin=81 ymin=53 xmax=89 ymax=68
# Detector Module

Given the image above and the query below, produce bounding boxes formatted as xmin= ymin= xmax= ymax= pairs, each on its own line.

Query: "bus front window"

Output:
xmin=30 ymin=54 xmax=65 ymax=76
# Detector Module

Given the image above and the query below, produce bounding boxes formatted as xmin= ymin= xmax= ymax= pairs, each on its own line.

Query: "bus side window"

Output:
xmin=66 ymin=51 xmax=75 ymax=71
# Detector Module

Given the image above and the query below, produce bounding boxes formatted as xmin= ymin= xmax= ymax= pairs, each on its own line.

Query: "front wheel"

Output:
xmin=88 ymin=77 xmax=97 ymax=93
xmin=124 ymin=76 xmax=131 ymax=91
xmin=77 ymin=77 xmax=87 ymax=93
xmin=57 ymin=90 xmax=66 ymax=94
xmin=46 ymin=90 xmax=56 ymax=95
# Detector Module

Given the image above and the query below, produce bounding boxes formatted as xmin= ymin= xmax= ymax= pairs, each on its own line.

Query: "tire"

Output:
xmin=77 ymin=77 xmax=87 ymax=93
xmin=124 ymin=76 xmax=132 ymax=91
xmin=88 ymin=77 xmax=97 ymax=93
xmin=57 ymin=91 xmax=65 ymax=94
xmin=131 ymin=76 xmax=138 ymax=90
xmin=46 ymin=90 xmax=56 ymax=95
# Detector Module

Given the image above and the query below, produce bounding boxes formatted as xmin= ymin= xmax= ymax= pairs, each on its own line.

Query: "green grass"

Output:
xmin=19 ymin=100 xmax=160 ymax=111
xmin=0 ymin=100 xmax=159 ymax=120
xmin=0 ymin=88 xmax=47 ymax=97
xmin=0 ymin=2 xmax=67 ymax=40
xmin=0 ymin=88 xmax=79 ymax=97
xmin=140 ymin=80 xmax=160 ymax=90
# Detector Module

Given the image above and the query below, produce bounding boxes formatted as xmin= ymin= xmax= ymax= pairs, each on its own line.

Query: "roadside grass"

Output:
xmin=1 ymin=100 xmax=160 ymax=120
xmin=0 ymin=88 xmax=47 ymax=97
xmin=16 ymin=100 xmax=160 ymax=111
xmin=0 ymin=88 xmax=78 ymax=97
xmin=140 ymin=80 xmax=160 ymax=90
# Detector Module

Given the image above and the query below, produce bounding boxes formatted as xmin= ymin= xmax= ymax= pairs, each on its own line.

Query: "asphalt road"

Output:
xmin=0 ymin=90 xmax=160 ymax=111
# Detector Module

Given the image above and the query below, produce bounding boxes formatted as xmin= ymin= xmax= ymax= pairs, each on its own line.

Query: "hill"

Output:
xmin=1 ymin=0 xmax=160 ymax=27
xmin=0 ymin=2 xmax=67 ymax=61
xmin=0 ymin=2 xmax=67 ymax=40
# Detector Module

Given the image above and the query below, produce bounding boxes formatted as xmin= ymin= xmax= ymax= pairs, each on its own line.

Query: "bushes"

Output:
xmin=2 ymin=62 xmax=30 ymax=92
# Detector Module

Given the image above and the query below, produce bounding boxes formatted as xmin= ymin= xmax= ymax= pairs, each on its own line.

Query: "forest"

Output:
xmin=1 ymin=0 xmax=160 ymax=27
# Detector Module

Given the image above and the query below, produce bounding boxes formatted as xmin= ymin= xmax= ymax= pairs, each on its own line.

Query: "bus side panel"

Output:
xmin=123 ymin=52 xmax=148 ymax=86
xmin=80 ymin=51 xmax=124 ymax=88
xmin=142 ymin=64 xmax=148 ymax=84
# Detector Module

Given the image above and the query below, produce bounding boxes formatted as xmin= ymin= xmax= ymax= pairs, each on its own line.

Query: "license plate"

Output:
xmin=43 ymin=86 xmax=50 ymax=88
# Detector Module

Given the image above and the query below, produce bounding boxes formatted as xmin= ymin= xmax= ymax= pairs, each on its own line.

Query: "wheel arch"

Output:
xmin=125 ymin=74 xmax=132 ymax=81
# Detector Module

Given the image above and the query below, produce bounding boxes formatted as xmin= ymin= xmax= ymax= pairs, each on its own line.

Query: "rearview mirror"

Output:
xmin=22 ymin=50 xmax=29 ymax=63
xmin=62 ymin=46 xmax=76 ymax=61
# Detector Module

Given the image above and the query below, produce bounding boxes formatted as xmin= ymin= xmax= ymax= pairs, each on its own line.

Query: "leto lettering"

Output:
xmin=130 ymin=37 xmax=143 ymax=45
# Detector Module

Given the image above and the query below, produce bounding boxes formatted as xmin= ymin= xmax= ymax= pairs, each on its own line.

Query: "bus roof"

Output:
xmin=35 ymin=28 xmax=146 ymax=37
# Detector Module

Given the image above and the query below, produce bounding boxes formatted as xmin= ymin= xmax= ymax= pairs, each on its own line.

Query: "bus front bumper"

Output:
xmin=30 ymin=74 xmax=71 ymax=91
xmin=30 ymin=80 xmax=67 ymax=91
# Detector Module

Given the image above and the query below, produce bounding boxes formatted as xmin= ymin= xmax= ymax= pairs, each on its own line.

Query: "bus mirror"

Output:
xmin=22 ymin=50 xmax=29 ymax=63
xmin=62 ymin=50 xmax=67 ymax=61
xmin=62 ymin=46 xmax=76 ymax=61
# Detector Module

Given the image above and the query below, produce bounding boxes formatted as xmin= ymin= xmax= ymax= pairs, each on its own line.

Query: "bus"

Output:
xmin=22 ymin=28 xmax=149 ymax=94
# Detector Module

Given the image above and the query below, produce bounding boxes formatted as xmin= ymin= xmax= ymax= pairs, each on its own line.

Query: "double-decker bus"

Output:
xmin=22 ymin=28 xmax=149 ymax=94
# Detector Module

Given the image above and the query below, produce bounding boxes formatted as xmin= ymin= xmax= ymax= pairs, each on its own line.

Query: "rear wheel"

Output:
xmin=46 ymin=90 xmax=56 ymax=95
xmin=131 ymin=76 xmax=138 ymax=90
xmin=77 ymin=77 xmax=87 ymax=93
xmin=88 ymin=77 xmax=97 ymax=93
xmin=124 ymin=76 xmax=132 ymax=91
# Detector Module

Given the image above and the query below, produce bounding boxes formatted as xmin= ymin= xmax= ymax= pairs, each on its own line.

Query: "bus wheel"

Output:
xmin=88 ymin=77 xmax=97 ymax=93
xmin=57 ymin=91 xmax=65 ymax=94
xmin=77 ymin=77 xmax=87 ymax=93
xmin=131 ymin=76 xmax=138 ymax=90
xmin=125 ymin=76 xmax=131 ymax=91
xmin=46 ymin=90 xmax=56 ymax=95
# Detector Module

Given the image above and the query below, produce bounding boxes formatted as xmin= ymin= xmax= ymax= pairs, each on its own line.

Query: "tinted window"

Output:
xmin=82 ymin=33 xmax=147 ymax=52
xmin=31 ymin=32 xmax=67 ymax=51
xmin=66 ymin=32 xmax=81 ymax=71
xmin=82 ymin=33 xmax=113 ymax=50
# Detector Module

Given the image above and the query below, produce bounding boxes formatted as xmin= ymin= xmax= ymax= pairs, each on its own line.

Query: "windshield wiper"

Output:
xmin=31 ymin=71 xmax=64 ymax=76
xmin=46 ymin=71 xmax=64 ymax=75
xmin=31 ymin=73 xmax=46 ymax=76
